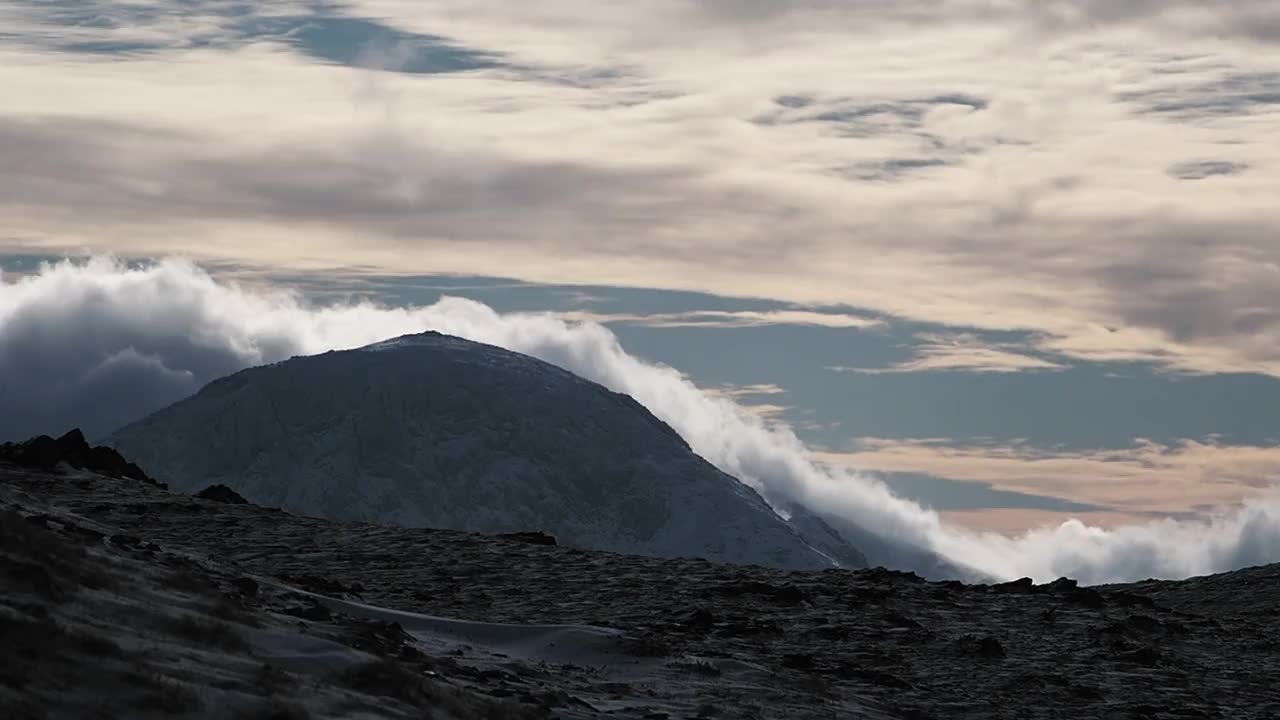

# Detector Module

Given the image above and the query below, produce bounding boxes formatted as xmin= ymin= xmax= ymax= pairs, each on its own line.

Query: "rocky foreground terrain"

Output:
xmin=3 ymin=445 xmax=1279 ymax=719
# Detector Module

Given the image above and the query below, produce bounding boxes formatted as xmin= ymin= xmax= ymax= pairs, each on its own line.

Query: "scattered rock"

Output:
xmin=960 ymin=634 xmax=1007 ymax=659
xmin=979 ymin=636 xmax=1007 ymax=659
xmin=109 ymin=534 xmax=142 ymax=548
xmin=231 ymin=577 xmax=259 ymax=597
xmin=710 ymin=581 xmax=807 ymax=605
xmin=715 ymin=616 xmax=782 ymax=638
xmin=282 ymin=602 xmax=333 ymax=622
xmin=495 ymin=531 xmax=558 ymax=546
xmin=1041 ymin=577 xmax=1079 ymax=593
xmin=884 ymin=611 xmax=923 ymax=630
xmin=1114 ymin=646 xmax=1162 ymax=667
xmin=5 ymin=461 xmax=1279 ymax=720
xmin=683 ymin=608 xmax=716 ymax=631
xmin=992 ymin=577 xmax=1035 ymax=593
xmin=1109 ymin=591 xmax=1157 ymax=609
xmin=847 ymin=666 xmax=914 ymax=689
xmin=1065 ymin=587 xmax=1106 ymax=609
xmin=781 ymin=653 xmax=815 ymax=670
xmin=194 ymin=484 xmax=249 ymax=505
xmin=808 ymin=623 xmax=852 ymax=641
xmin=279 ymin=573 xmax=364 ymax=597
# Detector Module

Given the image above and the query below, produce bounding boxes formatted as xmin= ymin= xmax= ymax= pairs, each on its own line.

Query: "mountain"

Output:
xmin=108 ymin=331 xmax=866 ymax=570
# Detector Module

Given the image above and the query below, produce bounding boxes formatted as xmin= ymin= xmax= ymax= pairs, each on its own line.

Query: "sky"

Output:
xmin=2 ymin=1 xmax=1280 ymax=576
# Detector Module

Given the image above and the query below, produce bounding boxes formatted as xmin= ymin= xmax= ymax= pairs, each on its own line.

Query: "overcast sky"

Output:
xmin=3 ymin=0 xmax=1280 ymax=537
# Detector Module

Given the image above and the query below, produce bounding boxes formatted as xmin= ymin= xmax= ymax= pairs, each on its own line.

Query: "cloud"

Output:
xmin=703 ymin=383 xmax=791 ymax=421
xmin=556 ymin=309 xmax=883 ymax=329
xmin=828 ymin=332 xmax=1066 ymax=374
xmin=3 ymin=257 xmax=1279 ymax=584
xmin=4 ymin=0 xmax=1280 ymax=387
xmin=820 ymin=437 xmax=1280 ymax=514
xmin=1166 ymin=160 xmax=1250 ymax=180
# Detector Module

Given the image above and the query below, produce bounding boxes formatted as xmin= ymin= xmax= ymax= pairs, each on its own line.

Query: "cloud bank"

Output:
xmin=5 ymin=0 xmax=1280 ymax=382
xmin=4 ymin=258 xmax=1279 ymax=584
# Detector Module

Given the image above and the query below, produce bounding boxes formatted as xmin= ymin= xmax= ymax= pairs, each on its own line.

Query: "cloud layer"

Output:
xmin=3 ymin=258 xmax=1278 ymax=584
xmin=4 ymin=0 xmax=1280 ymax=381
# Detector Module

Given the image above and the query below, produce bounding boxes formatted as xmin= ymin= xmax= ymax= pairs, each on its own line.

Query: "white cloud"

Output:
xmin=557 ymin=309 xmax=883 ymax=329
xmin=4 ymin=0 xmax=1280 ymax=381
xmin=828 ymin=332 xmax=1065 ymax=374
xmin=819 ymin=438 xmax=1280 ymax=512
xmin=3 ymin=257 xmax=1278 ymax=584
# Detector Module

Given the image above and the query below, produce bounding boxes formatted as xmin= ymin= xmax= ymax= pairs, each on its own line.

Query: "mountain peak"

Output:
xmin=109 ymin=332 xmax=864 ymax=570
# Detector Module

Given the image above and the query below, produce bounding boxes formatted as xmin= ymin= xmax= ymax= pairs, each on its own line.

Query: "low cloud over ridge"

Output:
xmin=2 ymin=257 xmax=1278 ymax=584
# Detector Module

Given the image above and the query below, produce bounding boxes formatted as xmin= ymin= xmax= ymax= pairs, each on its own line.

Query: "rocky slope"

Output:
xmin=108 ymin=332 xmax=865 ymax=571
xmin=4 ymin=458 xmax=1278 ymax=719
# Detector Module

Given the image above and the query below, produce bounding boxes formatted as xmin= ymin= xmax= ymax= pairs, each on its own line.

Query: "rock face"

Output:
xmin=0 ymin=428 xmax=161 ymax=487
xmin=108 ymin=331 xmax=865 ymax=570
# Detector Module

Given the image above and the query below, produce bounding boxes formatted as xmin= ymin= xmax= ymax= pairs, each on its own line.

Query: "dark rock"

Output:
xmin=1115 ymin=646 xmax=1162 ymax=666
xmin=1109 ymin=591 xmax=1157 ymax=609
xmin=0 ymin=429 xmax=160 ymax=486
xmin=282 ymin=603 xmax=333 ymax=622
xmin=1123 ymin=614 xmax=1163 ymax=632
xmin=3 ymin=434 xmax=64 ymax=469
xmin=1042 ymin=577 xmax=1079 ymax=592
xmin=863 ymin=567 xmax=921 ymax=582
xmin=781 ymin=653 xmax=815 ymax=670
xmin=992 ymin=577 xmax=1035 ymax=593
xmin=934 ymin=580 xmax=965 ymax=593
xmin=684 ymin=607 xmax=716 ymax=631
xmin=1066 ymin=587 xmax=1106 ymax=609
xmin=1 ymin=557 xmax=63 ymax=599
xmin=495 ymin=531 xmax=558 ymax=546
xmin=772 ymin=584 xmax=808 ymax=605
xmin=960 ymin=634 xmax=1007 ymax=659
xmin=64 ymin=524 xmax=106 ymax=543
xmin=808 ymin=623 xmax=851 ymax=641
xmin=279 ymin=572 xmax=363 ymax=597
xmin=710 ymin=581 xmax=807 ymax=605
xmin=194 ymin=484 xmax=249 ymax=505
xmin=716 ymin=616 xmax=782 ymax=638
xmin=231 ymin=577 xmax=259 ymax=597
xmin=847 ymin=667 xmax=913 ymax=689
xmin=885 ymin=611 xmax=923 ymax=630
xmin=22 ymin=514 xmax=54 ymax=528
xmin=979 ymin=636 xmax=1006 ymax=658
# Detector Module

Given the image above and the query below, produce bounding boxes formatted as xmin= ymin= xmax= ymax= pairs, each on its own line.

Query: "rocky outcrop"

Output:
xmin=495 ymin=531 xmax=558 ymax=546
xmin=194 ymin=484 xmax=248 ymax=505
xmin=0 ymin=429 xmax=162 ymax=487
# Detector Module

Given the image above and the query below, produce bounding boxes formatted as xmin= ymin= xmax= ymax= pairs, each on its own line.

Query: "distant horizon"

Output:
xmin=4 ymin=254 xmax=1280 ymax=539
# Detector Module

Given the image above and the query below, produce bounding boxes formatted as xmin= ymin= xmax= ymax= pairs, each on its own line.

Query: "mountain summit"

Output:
xmin=109 ymin=331 xmax=866 ymax=570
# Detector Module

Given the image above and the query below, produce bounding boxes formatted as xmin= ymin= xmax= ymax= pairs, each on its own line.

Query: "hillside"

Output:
xmin=108 ymin=332 xmax=865 ymax=571
xmin=3 ymin=455 xmax=1277 ymax=718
